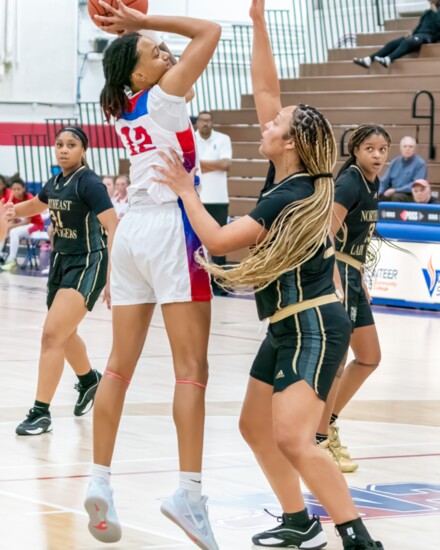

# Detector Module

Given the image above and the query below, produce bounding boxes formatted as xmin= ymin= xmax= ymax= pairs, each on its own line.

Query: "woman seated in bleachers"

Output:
xmin=354 ymin=0 xmax=440 ymax=68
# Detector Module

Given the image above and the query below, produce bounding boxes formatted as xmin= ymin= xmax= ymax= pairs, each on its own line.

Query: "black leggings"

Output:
xmin=372 ymin=35 xmax=430 ymax=61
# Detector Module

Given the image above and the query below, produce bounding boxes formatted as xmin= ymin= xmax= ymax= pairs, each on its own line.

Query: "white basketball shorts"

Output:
xmin=111 ymin=202 xmax=212 ymax=305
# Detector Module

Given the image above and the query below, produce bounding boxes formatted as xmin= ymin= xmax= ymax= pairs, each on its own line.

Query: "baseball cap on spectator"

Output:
xmin=411 ymin=179 xmax=429 ymax=189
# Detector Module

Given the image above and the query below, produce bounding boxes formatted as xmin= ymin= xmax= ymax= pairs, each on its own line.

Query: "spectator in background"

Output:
xmin=379 ymin=136 xmax=427 ymax=202
xmin=354 ymin=0 xmax=440 ymax=68
xmin=195 ymin=111 xmax=232 ymax=295
xmin=102 ymin=175 xmax=116 ymax=198
xmin=0 ymin=177 xmax=45 ymax=271
xmin=412 ymin=178 xmax=439 ymax=204
xmin=0 ymin=174 xmax=11 ymax=203
xmin=112 ymin=174 xmax=130 ymax=219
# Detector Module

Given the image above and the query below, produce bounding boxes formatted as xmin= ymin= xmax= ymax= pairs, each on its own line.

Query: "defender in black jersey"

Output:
xmin=6 ymin=126 xmax=118 ymax=437
xmin=247 ymin=168 xmax=350 ymax=400
xmin=316 ymin=124 xmax=391 ymax=475
xmin=152 ymin=3 xmax=383 ymax=549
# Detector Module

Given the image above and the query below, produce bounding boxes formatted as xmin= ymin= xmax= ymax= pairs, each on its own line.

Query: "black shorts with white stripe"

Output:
xmin=47 ymin=249 xmax=108 ymax=311
xmin=338 ymin=261 xmax=375 ymax=331
xmin=250 ymin=301 xmax=351 ymax=401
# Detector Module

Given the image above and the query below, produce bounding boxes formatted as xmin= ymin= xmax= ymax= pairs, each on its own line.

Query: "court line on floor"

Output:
xmin=0 ymin=488 xmax=189 ymax=546
xmin=1 ymin=452 xmax=440 ymax=484
xmin=0 ymin=438 xmax=439 ymax=473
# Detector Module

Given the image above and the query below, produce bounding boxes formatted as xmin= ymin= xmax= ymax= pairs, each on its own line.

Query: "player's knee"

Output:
xmin=105 ymin=356 xmax=134 ymax=382
xmin=41 ymin=327 xmax=65 ymax=350
xmin=273 ymin=423 xmax=305 ymax=461
xmin=175 ymin=358 xmax=209 ymax=387
xmin=239 ymin=414 xmax=259 ymax=447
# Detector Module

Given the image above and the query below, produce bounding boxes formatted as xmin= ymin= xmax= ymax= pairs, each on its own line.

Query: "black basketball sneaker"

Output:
xmin=74 ymin=370 xmax=102 ymax=416
xmin=16 ymin=408 xmax=52 ymax=436
xmin=252 ymin=513 xmax=327 ymax=548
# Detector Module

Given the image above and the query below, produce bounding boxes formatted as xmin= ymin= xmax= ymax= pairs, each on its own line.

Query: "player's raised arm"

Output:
xmin=249 ymin=0 xmax=282 ymax=132
xmin=95 ymin=0 xmax=221 ymax=98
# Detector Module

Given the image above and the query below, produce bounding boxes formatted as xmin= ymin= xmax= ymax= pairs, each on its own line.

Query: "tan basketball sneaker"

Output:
xmin=318 ymin=438 xmax=359 ymax=473
xmin=328 ymin=423 xmax=350 ymax=459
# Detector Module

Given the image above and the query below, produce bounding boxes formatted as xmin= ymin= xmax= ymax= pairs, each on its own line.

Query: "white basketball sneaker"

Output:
xmin=84 ymin=477 xmax=122 ymax=543
xmin=160 ymin=488 xmax=219 ymax=550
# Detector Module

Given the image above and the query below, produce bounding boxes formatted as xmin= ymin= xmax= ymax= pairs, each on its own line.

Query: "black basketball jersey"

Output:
xmin=38 ymin=166 xmax=113 ymax=255
xmin=248 ymin=167 xmax=335 ymax=320
xmin=334 ymin=165 xmax=378 ymax=264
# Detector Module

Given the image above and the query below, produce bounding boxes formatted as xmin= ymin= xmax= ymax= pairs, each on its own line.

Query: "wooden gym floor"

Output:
xmin=0 ymin=273 xmax=439 ymax=549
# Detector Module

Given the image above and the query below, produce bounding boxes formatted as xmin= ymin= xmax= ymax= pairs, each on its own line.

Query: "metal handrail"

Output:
xmin=412 ymin=90 xmax=436 ymax=160
xmin=340 ymin=126 xmax=356 ymax=158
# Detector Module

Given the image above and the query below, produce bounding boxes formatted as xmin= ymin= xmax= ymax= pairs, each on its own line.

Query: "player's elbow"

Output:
xmin=207 ymin=242 xmax=225 ymax=256
xmin=207 ymin=238 xmax=230 ymax=257
xmin=210 ymin=23 xmax=222 ymax=41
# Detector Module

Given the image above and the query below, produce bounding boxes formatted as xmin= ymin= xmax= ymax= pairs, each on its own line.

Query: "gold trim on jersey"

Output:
xmin=343 ymin=262 xmax=349 ymax=312
xmin=291 ymin=313 xmax=301 ymax=375
xmin=350 ymin=165 xmax=375 ymax=195
xmin=261 ymin=171 xmax=309 ymax=197
xmin=335 ymin=251 xmax=362 ymax=271
xmin=269 ymin=293 xmax=338 ymax=324
xmin=296 ymin=266 xmax=303 ymax=302
xmin=77 ymin=253 xmax=91 ymax=292
xmin=85 ymin=212 xmax=91 ymax=253
xmin=86 ymin=250 xmax=103 ymax=306
xmin=54 ymin=165 xmax=86 ymax=190
xmin=314 ymin=307 xmax=327 ymax=394
xmin=276 ymin=280 xmax=282 ymax=311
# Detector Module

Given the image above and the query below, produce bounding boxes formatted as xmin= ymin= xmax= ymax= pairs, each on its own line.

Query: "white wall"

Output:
xmin=0 ymin=0 xmax=78 ymax=104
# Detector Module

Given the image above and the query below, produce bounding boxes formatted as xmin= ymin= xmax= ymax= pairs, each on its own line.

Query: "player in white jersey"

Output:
xmin=84 ymin=3 xmax=221 ymax=550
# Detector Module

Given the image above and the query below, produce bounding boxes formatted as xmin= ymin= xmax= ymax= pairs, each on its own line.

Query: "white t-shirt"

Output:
xmin=196 ymin=130 xmax=232 ymax=204
xmin=115 ymin=85 xmax=199 ymax=206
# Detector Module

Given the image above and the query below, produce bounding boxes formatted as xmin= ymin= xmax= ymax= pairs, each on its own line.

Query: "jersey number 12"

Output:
xmin=120 ymin=126 xmax=156 ymax=156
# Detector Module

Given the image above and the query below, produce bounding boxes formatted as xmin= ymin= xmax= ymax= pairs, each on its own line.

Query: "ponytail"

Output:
xmin=100 ymin=33 xmax=141 ymax=121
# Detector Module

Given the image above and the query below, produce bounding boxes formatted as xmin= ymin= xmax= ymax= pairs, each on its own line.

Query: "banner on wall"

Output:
xmin=366 ymin=240 xmax=440 ymax=307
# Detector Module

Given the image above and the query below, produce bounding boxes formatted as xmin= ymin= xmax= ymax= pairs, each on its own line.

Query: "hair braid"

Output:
xmin=196 ymin=104 xmax=337 ymax=292
xmin=100 ymin=33 xmax=141 ymax=121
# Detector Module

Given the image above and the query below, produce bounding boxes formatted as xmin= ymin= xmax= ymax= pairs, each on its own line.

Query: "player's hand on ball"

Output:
xmin=95 ymin=0 xmax=146 ymax=35
xmin=153 ymin=150 xmax=197 ymax=198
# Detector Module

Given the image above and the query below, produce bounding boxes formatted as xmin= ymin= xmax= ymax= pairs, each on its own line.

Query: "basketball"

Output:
xmin=88 ymin=0 xmax=149 ymax=29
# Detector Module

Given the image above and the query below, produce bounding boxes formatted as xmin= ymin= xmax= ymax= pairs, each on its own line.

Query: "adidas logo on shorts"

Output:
xmin=276 ymin=370 xmax=285 ymax=379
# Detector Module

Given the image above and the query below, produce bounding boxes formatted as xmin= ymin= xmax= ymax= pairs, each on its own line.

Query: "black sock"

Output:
xmin=336 ymin=517 xmax=371 ymax=542
xmin=34 ymin=400 xmax=50 ymax=414
xmin=330 ymin=413 xmax=339 ymax=425
xmin=316 ymin=432 xmax=328 ymax=444
xmin=77 ymin=369 xmax=97 ymax=388
xmin=283 ymin=508 xmax=310 ymax=527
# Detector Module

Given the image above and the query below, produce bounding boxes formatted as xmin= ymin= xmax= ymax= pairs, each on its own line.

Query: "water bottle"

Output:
xmin=39 ymin=243 xmax=51 ymax=273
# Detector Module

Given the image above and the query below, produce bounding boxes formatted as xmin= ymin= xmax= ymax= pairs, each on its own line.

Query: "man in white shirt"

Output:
xmin=195 ymin=111 xmax=232 ymax=294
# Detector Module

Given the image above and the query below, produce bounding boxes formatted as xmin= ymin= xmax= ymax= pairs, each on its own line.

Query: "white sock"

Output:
xmin=91 ymin=463 xmax=111 ymax=484
xmin=179 ymin=471 xmax=202 ymax=502
xmin=364 ymin=56 xmax=372 ymax=67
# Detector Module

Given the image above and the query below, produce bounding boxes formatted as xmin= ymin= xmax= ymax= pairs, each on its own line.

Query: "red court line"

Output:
xmin=1 ymin=452 xmax=439 ymax=484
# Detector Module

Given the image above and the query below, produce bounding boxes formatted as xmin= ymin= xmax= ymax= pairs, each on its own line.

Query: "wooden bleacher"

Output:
xmin=217 ymin=15 xmax=440 ymax=261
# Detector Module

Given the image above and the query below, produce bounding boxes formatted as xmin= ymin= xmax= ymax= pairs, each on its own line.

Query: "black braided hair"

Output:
xmin=101 ymin=33 xmax=141 ymax=121
xmin=337 ymin=124 xmax=391 ymax=181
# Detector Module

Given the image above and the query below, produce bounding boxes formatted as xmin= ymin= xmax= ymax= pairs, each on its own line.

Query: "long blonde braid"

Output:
xmin=196 ymin=104 xmax=337 ymax=292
